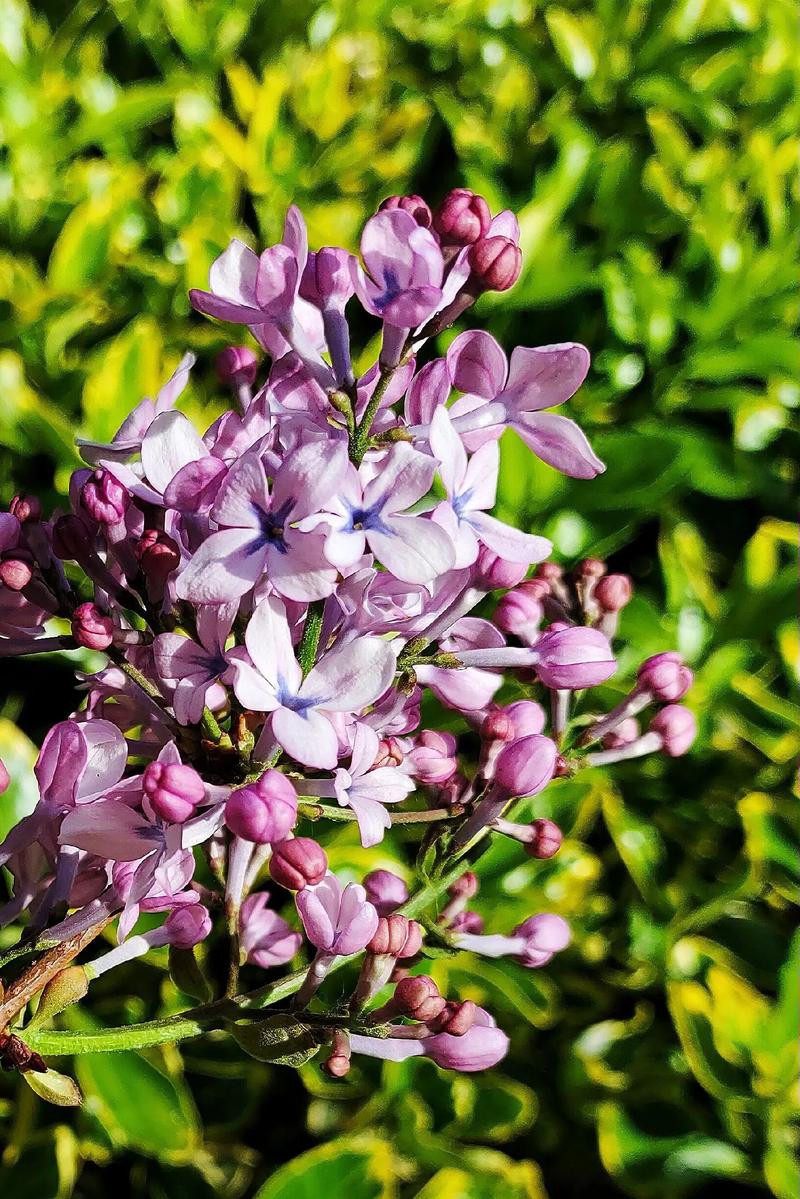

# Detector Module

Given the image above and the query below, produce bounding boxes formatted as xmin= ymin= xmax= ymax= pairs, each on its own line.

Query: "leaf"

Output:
xmin=545 ymin=9 xmax=599 ymax=80
xmin=81 ymin=317 xmax=166 ymax=442
xmin=252 ymin=1135 xmax=398 ymax=1199
xmin=666 ymin=981 xmax=753 ymax=1101
xmin=23 ymin=1067 xmax=83 ymax=1108
xmin=0 ymin=717 xmax=38 ymax=842
xmin=231 ymin=1015 xmax=321 ymax=1068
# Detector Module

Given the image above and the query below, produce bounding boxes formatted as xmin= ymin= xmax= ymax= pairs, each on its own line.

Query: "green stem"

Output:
xmin=351 ymin=363 xmax=399 ymax=465
xmin=200 ymin=705 xmax=224 ymax=743
xmin=298 ymin=801 xmax=458 ymax=826
xmin=24 ymin=1011 xmax=212 ymax=1055
xmin=298 ymin=601 xmax=325 ymax=677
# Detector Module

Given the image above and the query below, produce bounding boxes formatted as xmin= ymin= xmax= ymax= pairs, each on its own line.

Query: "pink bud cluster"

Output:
xmin=0 ymin=191 xmax=696 ymax=1080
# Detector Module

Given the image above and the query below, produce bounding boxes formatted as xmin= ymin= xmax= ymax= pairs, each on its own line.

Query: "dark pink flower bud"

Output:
xmin=504 ymin=700 xmax=546 ymax=737
xmin=495 ymin=734 xmax=558 ymax=797
xmin=650 ymin=705 xmax=697 ymax=757
xmin=426 ymin=999 xmax=477 ymax=1036
xmin=0 ymin=758 xmax=9 ymax=795
xmin=433 ymin=188 xmax=491 ymax=246
xmin=481 ymin=707 xmax=515 ymax=743
xmin=449 ymin=910 xmax=484 ymax=934
xmin=474 ymin=546 xmax=528 ymax=590
xmin=71 ymin=602 xmax=113 ymax=651
xmin=165 ymin=904 xmax=212 ymax=949
xmin=448 ymin=872 xmax=479 ymax=900
xmin=638 ymin=653 xmax=693 ymax=702
xmin=373 ymin=736 xmax=404 ymax=769
xmin=10 ymin=495 xmax=42 ymax=523
xmin=363 ymin=869 xmax=408 ymax=916
xmin=577 ymin=557 xmax=606 ymax=580
xmin=537 ymin=562 xmax=563 ymax=584
xmin=392 ymin=975 xmax=446 ymax=1022
xmin=524 ymin=818 xmax=563 ymax=860
xmin=135 ymin=529 xmax=181 ymax=586
xmin=143 ymin=760 xmax=205 ymax=823
xmin=379 ymin=194 xmax=433 ymax=228
xmin=468 ymin=236 xmax=522 ymax=293
xmin=0 ymin=557 xmax=33 ymax=591
xmin=81 ymin=469 xmax=130 ymax=525
xmin=601 ymin=717 xmax=639 ymax=749
xmin=495 ymin=584 xmax=544 ymax=639
xmin=52 ymin=514 xmax=93 ymax=561
xmin=269 ymin=837 xmax=328 ymax=891
xmin=535 ymin=626 xmax=616 ymax=689
xmin=215 ymin=346 xmax=258 ymax=387
xmin=225 ymin=770 xmax=297 ymax=844
xmin=594 ymin=573 xmax=632 ymax=613
xmin=368 ymin=914 xmax=422 ymax=958
xmin=409 ymin=730 xmax=458 ymax=785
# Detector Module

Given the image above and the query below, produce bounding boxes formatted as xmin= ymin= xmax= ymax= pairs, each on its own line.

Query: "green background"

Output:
xmin=0 ymin=1 xmax=797 ymax=1196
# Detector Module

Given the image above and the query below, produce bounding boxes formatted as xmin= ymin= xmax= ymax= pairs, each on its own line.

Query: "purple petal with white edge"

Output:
xmin=501 ymin=343 xmax=590 ymax=414
xmin=404 ymin=359 xmax=450 ymax=426
xmin=155 ymin=352 xmax=196 ymax=411
xmin=382 ymin=287 xmax=442 ymax=328
xmin=513 ymin=411 xmax=605 ymax=479
xmin=370 ymin=515 xmax=455 ymax=584
xmin=301 ymin=637 xmax=396 ymax=713
xmin=209 ymin=238 xmax=260 ymax=307
xmin=416 ymin=664 xmax=502 ymax=713
xmin=211 ymin=453 xmax=270 ymax=530
xmin=59 ymin=801 xmax=158 ymax=861
xmin=267 ymin=532 xmax=338 ymax=603
xmin=272 ymin=706 xmax=340 ymax=770
xmin=255 ymin=244 xmax=298 ymax=315
xmin=77 ymin=720 xmax=128 ymax=799
xmin=270 ymin=439 xmax=349 ymax=520
xmin=163 ymin=456 xmax=226 ymax=512
xmin=296 ymin=875 xmax=339 ymax=949
xmin=447 ymin=330 xmax=508 ymax=399
xmin=488 ymin=210 xmax=520 ymax=241
xmin=282 ymin=205 xmax=308 ymax=273
xmin=346 ymin=794 xmax=392 ymax=848
xmin=176 ymin=527 xmax=266 ymax=603
xmin=182 ymin=803 xmax=226 ymax=848
xmin=244 ymin=596 xmax=302 ymax=696
xmin=349 ymin=1035 xmax=423 ymax=1064
xmin=363 ymin=444 xmax=436 ymax=516
xmin=348 ymin=722 xmax=380 ymax=778
xmin=228 ymin=651 xmax=280 ymax=712
xmin=460 ymin=440 xmax=500 ymax=511
xmin=140 ymin=412 xmax=207 ymax=495
xmin=35 ymin=722 xmax=88 ymax=809
xmin=468 ymin=511 xmax=552 ymax=563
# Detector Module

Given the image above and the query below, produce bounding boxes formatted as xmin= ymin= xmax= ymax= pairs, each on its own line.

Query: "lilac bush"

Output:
xmin=0 ymin=191 xmax=696 ymax=1093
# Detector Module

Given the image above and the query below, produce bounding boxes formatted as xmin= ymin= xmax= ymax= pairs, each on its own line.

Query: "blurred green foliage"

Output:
xmin=0 ymin=0 xmax=798 ymax=1196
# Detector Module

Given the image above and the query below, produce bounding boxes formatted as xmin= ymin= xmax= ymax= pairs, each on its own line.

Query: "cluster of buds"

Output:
xmin=0 ymin=189 xmax=696 ymax=1087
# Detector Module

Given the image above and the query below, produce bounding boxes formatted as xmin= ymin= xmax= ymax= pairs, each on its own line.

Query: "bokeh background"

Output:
xmin=0 ymin=1 xmax=798 ymax=1196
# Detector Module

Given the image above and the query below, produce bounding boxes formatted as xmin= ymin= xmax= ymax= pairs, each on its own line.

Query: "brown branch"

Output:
xmin=0 ymin=917 xmax=113 ymax=1034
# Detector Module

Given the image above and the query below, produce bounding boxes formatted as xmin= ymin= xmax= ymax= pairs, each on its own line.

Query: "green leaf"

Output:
xmin=252 ymin=1135 xmax=398 ymax=1199
xmin=0 ymin=717 xmax=38 ymax=842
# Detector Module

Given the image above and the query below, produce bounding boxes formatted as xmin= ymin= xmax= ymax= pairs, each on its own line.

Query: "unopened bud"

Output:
xmin=135 ymin=529 xmax=181 ymax=585
xmin=392 ymin=975 xmax=446 ymax=1022
xmin=638 ymin=653 xmax=693 ymax=702
xmin=426 ymin=999 xmax=477 ymax=1036
xmin=468 ymin=236 xmax=522 ymax=293
xmin=448 ymin=872 xmax=479 ymax=901
xmin=601 ymin=717 xmax=639 ymax=750
xmin=215 ymin=346 xmax=258 ymax=387
xmin=373 ymin=736 xmax=404 ymax=769
xmin=82 ymin=469 xmax=129 ymax=525
xmin=368 ymin=914 xmax=423 ymax=958
xmin=269 ymin=838 xmax=328 ymax=891
xmin=71 ymin=602 xmax=113 ymax=651
xmin=577 ymin=557 xmax=606 ymax=580
xmin=650 ymin=705 xmax=697 ymax=757
xmin=525 ymin=818 xmax=563 ymax=859
xmin=165 ymin=904 xmax=212 ymax=949
xmin=481 ymin=707 xmax=515 ymax=744
xmin=474 ymin=546 xmax=528 ymax=590
xmin=379 ymin=194 xmax=433 ymax=228
xmin=10 ymin=495 xmax=42 ymax=523
xmin=595 ymin=573 xmax=632 ymax=613
xmin=0 ymin=557 xmax=33 ymax=591
xmin=363 ymin=870 xmax=409 ymax=916
xmin=225 ymin=770 xmax=297 ymax=844
xmin=433 ymin=188 xmax=491 ymax=246
xmin=143 ymin=759 xmax=205 ymax=823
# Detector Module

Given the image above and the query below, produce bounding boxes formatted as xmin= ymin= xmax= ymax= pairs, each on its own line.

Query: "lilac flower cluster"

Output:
xmin=0 ymin=191 xmax=696 ymax=1081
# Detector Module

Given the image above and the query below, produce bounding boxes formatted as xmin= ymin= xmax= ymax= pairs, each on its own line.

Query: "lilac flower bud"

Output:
xmin=481 ymin=707 xmax=515 ymax=744
xmin=650 ymin=705 xmax=697 ymax=757
xmin=52 ymin=514 xmax=93 ymax=561
xmin=379 ymin=194 xmax=433 ymax=228
xmin=448 ymin=872 xmax=479 ymax=900
xmin=601 ymin=717 xmax=639 ymax=749
xmin=71 ymin=602 xmax=114 ymax=651
xmin=427 ymin=999 xmax=477 ymax=1036
xmin=494 ymin=583 xmax=544 ymax=640
xmin=577 ymin=557 xmax=606 ymax=580
xmin=0 ymin=557 xmax=33 ymax=591
xmin=143 ymin=760 xmax=205 ymax=823
xmin=595 ymin=573 xmax=632 ymax=613
xmin=505 ymin=699 xmax=546 ymax=737
xmin=468 ymin=236 xmax=522 ymax=293
xmin=495 ymin=735 xmax=558 ymax=797
xmin=135 ymin=529 xmax=181 ymax=586
xmin=421 ymin=1008 xmax=509 ymax=1071
xmin=534 ymin=626 xmax=616 ymax=689
xmin=392 ymin=975 xmax=446 ymax=1021
xmin=10 ymin=495 xmax=42 ymax=523
xmin=537 ymin=562 xmax=563 ymax=585
xmin=433 ymin=188 xmax=491 ymax=246
xmin=165 ymin=904 xmax=212 ymax=949
xmin=225 ymin=770 xmax=298 ymax=844
xmin=409 ymin=730 xmax=458 ymax=785
xmin=215 ymin=346 xmax=258 ymax=387
xmin=269 ymin=838 xmax=328 ymax=891
xmin=474 ymin=546 xmax=528 ymax=590
xmin=514 ymin=913 xmax=571 ymax=967
xmin=0 ymin=758 xmax=9 ymax=795
xmin=368 ymin=914 xmax=422 ymax=958
xmin=363 ymin=870 xmax=409 ymax=916
xmin=372 ymin=736 xmax=404 ymax=769
xmin=322 ymin=1028 xmax=352 ymax=1078
xmin=524 ymin=818 xmax=563 ymax=859
xmin=449 ymin=911 xmax=484 ymax=934
xmin=638 ymin=653 xmax=693 ymax=702
xmin=81 ymin=469 xmax=130 ymax=525
xmin=300 ymin=247 xmax=355 ymax=308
